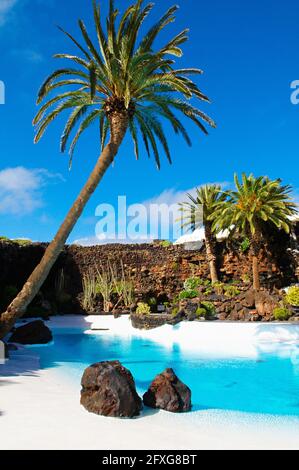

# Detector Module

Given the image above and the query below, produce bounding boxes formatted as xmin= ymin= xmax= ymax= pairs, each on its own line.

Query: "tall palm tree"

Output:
xmin=180 ymin=185 xmax=226 ymax=283
xmin=0 ymin=0 xmax=215 ymax=338
xmin=211 ymin=174 xmax=297 ymax=290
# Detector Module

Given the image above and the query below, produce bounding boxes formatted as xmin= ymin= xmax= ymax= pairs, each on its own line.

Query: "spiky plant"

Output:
xmin=211 ymin=174 xmax=297 ymax=290
xmin=180 ymin=185 xmax=226 ymax=283
xmin=0 ymin=0 xmax=215 ymax=338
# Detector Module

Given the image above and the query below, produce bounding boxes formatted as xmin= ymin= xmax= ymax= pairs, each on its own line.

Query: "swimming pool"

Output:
xmin=26 ymin=318 xmax=299 ymax=417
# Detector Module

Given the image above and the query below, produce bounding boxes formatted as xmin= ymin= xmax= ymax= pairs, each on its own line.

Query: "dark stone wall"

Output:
xmin=0 ymin=234 xmax=297 ymax=315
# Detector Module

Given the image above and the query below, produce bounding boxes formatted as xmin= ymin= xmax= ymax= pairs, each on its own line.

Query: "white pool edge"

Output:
xmin=2 ymin=315 xmax=299 ymax=450
xmin=44 ymin=315 xmax=299 ymax=360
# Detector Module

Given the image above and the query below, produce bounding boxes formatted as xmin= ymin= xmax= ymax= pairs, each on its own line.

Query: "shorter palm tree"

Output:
xmin=211 ymin=174 xmax=297 ymax=290
xmin=180 ymin=185 xmax=226 ymax=283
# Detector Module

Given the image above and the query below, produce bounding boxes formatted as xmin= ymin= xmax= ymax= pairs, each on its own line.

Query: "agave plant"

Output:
xmin=180 ymin=185 xmax=226 ymax=283
xmin=211 ymin=174 xmax=297 ymax=290
xmin=0 ymin=0 xmax=215 ymax=338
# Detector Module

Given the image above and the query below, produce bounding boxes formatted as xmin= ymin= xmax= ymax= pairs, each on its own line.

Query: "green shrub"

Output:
xmin=184 ymin=277 xmax=202 ymax=291
xmin=178 ymin=289 xmax=198 ymax=300
xmin=240 ymin=237 xmax=251 ymax=253
xmin=171 ymin=306 xmax=179 ymax=317
xmin=136 ymin=302 xmax=151 ymax=316
xmin=201 ymin=301 xmax=216 ymax=317
xmin=0 ymin=236 xmax=32 ymax=245
xmin=82 ymin=260 xmax=135 ymax=312
xmin=204 ymin=287 xmax=213 ymax=296
xmin=224 ymin=285 xmax=241 ymax=298
xmin=285 ymin=286 xmax=299 ymax=307
xmin=112 ymin=260 xmax=135 ymax=308
xmin=171 ymin=262 xmax=179 ymax=271
xmin=195 ymin=307 xmax=207 ymax=318
xmin=213 ymin=282 xmax=224 ymax=295
xmin=241 ymin=273 xmax=251 ymax=284
xmin=13 ymin=239 xmax=32 ymax=246
xmin=147 ymin=296 xmax=157 ymax=312
xmin=160 ymin=240 xmax=172 ymax=248
xmin=82 ymin=271 xmax=98 ymax=311
xmin=273 ymin=307 xmax=291 ymax=321
xmin=96 ymin=264 xmax=115 ymax=312
xmin=114 ymin=280 xmax=135 ymax=308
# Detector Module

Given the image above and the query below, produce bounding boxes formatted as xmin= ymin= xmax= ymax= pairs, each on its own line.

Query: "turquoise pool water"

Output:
xmin=28 ymin=330 xmax=299 ymax=417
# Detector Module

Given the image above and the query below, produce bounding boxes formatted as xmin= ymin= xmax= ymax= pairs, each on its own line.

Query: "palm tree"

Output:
xmin=211 ymin=174 xmax=297 ymax=290
xmin=180 ymin=185 xmax=226 ymax=283
xmin=0 ymin=0 xmax=215 ymax=338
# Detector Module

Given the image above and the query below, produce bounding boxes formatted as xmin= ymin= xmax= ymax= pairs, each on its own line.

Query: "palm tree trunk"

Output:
xmin=252 ymin=255 xmax=260 ymax=291
xmin=205 ymin=224 xmax=218 ymax=283
xmin=0 ymin=113 xmax=128 ymax=339
xmin=251 ymin=231 xmax=261 ymax=291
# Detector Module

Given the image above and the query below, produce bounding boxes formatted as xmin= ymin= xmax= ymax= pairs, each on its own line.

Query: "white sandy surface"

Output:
xmin=1 ymin=316 xmax=299 ymax=450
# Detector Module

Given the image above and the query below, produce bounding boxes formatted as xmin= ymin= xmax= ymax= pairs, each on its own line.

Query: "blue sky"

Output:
xmin=0 ymin=0 xmax=298 ymax=243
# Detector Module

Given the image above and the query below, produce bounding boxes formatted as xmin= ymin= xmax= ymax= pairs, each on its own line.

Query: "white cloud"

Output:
xmin=39 ymin=213 xmax=55 ymax=225
xmin=0 ymin=0 xmax=18 ymax=26
xmin=142 ymin=186 xmax=197 ymax=207
xmin=142 ymin=182 xmax=229 ymax=207
xmin=22 ymin=50 xmax=43 ymax=63
xmin=0 ymin=167 xmax=64 ymax=216
xmin=11 ymin=48 xmax=44 ymax=63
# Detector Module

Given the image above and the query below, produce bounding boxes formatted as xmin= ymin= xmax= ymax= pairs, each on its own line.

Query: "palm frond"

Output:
xmin=34 ymin=0 xmax=215 ymax=167
xmin=211 ymin=174 xmax=298 ymax=238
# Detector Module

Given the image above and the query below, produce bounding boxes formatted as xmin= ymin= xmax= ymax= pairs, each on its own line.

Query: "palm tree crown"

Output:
xmin=211 ymin=174 xmax=297 ymax=236
xmin=33 ymin=0 xmax=215 ymax=168
xmin=179 ymin=184 xmax=227 ymax=283
xmin=180 ymin=184 xmax=226 ymax=231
